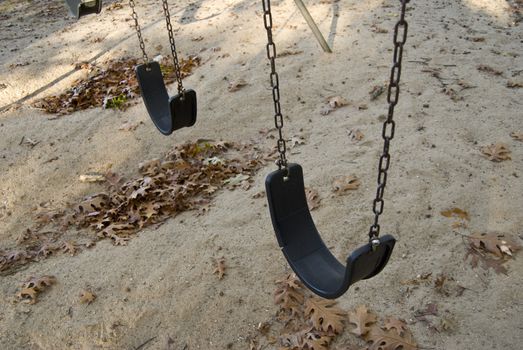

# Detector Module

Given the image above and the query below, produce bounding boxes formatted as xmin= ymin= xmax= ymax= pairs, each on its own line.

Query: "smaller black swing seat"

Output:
xmin=65 ymin=0 xmax=102 ymax=19
xmin=136 ymin=62 xmax=197 ymax=136
xmin=266 ymin=163 xmax=396 ymax=299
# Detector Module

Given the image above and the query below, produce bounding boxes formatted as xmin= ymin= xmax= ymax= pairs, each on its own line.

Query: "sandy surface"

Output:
xmin=0 ymin=0 xmax=522 ymax=349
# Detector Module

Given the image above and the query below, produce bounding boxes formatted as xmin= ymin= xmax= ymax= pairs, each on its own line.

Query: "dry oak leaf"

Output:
xmin=465 ymin=247 xmax=508 ymax=275
xmin=79 ymin=290 xmax=96 ymax=304
xmin=348 ymin=305 xmax=377 ymax=336
xmin=468 ymin=233 xmax=520 ymax=258
xmin=306 ymin=187 xmax=321 ymax=211
xmin=280 ymin=327 xmax=331 ymax=350
xmin=213 ymin=257 xmax=226 ymax=280
xmin=228 ymin=78 xmax=248 ymax=92
xmin=480 ymin=143 xmax=511 ymax=162
xmin=383 ymin=318 xmax=408 ymax=337
xmin=328 ymin=96 xmax=349 ymax=109
xmin=440 ymin=207 xmax=469 ymax=221
xmin=305 ymin=297 xmax=345 ymax=334
xmin=274 ymin=274 xmax=305 ymax=316
xmin=332 ymin=175 xmax=361 ymax=193
xmin=365 ymin=326 xmax=417 ymax=350
xmin=348 ymin=129 xmax=364 ymax=142
xmin=17 ymin=275 xmax=57 ymax=304
xmin=510 ymin=131 xmax=523 ymax=142
xmin=61 ymin=241 xmax=79 ymax=256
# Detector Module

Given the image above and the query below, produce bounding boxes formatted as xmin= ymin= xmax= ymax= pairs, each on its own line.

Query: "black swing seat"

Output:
xmin=136 ymin=62 xmax=197 ymax=135
xmin=266 ymin=163 xmax=396 ymax=299
xmin=65 ymin=0 xmax=102 ymax=19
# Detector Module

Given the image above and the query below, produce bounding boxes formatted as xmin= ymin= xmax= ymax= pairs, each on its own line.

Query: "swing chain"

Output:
xmin=262 ymin=0 xmax=288 ymax=171
xmin=162 ymin=0 xmax=185 ymax=95
xmin=369 ymin=0 xmax=409 ymax=243
xmin=129 ymin=0 xmax=149 ymax=65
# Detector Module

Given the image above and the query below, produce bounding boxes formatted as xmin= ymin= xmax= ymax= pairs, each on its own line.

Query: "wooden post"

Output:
xmin=293 ymin=0 xmax=332 ymax=53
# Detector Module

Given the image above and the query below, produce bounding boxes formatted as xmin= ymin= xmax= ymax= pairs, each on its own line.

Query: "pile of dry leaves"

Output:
xmin=249 ymin=274 xmax=418 ymax=350
xmin=33 ymin=56 xmax=200 ymax=114
xmin=0 ymin=140 xmax=269 ymax=274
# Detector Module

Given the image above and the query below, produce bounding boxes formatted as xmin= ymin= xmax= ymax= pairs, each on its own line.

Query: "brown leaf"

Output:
xmin=384 ymin=318 xmax=409 ymax=336
xmin=468 ymin=233 xmax=520 ymax=258
xmin=440 ymin=208 xmax=469 ymax=221
xmin=348 ymin=305 xmax=377 ymax=336
xmin=477 ymin=65 xmax=503 ymax=76
xmin=228 ymin=79 xmax=248 ymax=92
xmin=305 ymin=297 xmax=345 ymax=334
xmin=279 ymin=327 xmax=331 ymax=350
xmin=79 ymin=290 xmax=96 ymax=304
xmin=465 ymin=247 xmax=508 ymax=275
xmin=61 ymin=241 xmax=79 ymax=256
xmin=274 ymin=274 xmax=305 ymax=316
xmin=332 ymin=175 xmax=361 ymax=193
xmin=306 ymin=187 xmax=321 ymax=211
xmin=17 ymin=275 xmax=57 ymax=304
xmin=510 ymin=131 xmax=523 ymax=141
xmin=480 ymin=143 xmax=511 ymax=162
xmin=506 ymin=80 xmax=523 ymax=88
xmin=365 ymin=325 xmax=417 ymax=350
xmin=213 ymin=257 xmax=226 ymax=280
xmin=348 ymin=129 xmax=364 ymax=142
xmin=328 ymin=96 xmax=349 ymax=109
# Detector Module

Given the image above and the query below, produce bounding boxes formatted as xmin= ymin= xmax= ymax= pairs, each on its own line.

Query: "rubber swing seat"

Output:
xmin=265 ymin=163 xmax=396 ymax=299
xmin=136 ymin=62 xmax=197 ymax=135
xmin=65 ymin=0 xmax=102 ymax=19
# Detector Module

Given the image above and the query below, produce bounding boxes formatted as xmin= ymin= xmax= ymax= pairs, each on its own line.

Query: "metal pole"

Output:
xmin=293 ymin=0 xmax=332 ymax=53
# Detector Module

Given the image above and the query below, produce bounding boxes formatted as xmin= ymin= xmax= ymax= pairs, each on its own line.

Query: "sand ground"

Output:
xmin=0 ymin=0 xmax=522 ymax=349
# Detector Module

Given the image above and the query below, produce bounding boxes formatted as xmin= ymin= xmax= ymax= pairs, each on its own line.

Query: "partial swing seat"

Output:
xmin=136 ymin=62 xmax=197 ymax=135
xmin=65 ymin=0 xmax=102 ymax=19
xmin=266 ymin=164 xmax=395 ymax=299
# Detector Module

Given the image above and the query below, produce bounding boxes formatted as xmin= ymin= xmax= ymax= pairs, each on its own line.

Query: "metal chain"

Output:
xmin=162 ymin=0 xmax=185 ymax=95
xmin=129 ymin=0 xmax=149 ymax=64
xmin=262 ymin=0 xmax=288 ymax=171
xmin=368 ymin=0 xmax=409 ymax=243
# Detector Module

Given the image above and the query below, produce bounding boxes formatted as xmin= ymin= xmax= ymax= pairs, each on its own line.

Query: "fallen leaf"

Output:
xmin=440 ymin=208 xmax=469 ymax=221
xmin=480 ymin=143 xmax=511 ymax=162
xmin=348 ymin=129 xmax=364 ymax=142
xmin=506 ymin=80 xmax=523 ymax=88
xmin=365 ymin=325 xmax=417 ymax=350
xmin=305 ymin=297 xmax=345 ymax=333
xmin=17 ymin=275 xmax=57 ymax=304
xmin=79 ymin=290 xmax=96 ymax=304
xmin=118 ymin=121 xmax=143 ymax=131
xmin=61 ymin=241 xmax=78 ymax=256
xmin=384 ymin=317 xmax=409 ymax=336
xmin=510 ymin=131 xmax=523 ymax=141
xmin=279 ymin=327 xmax=331 ymax=350
xmin=477 ymin=65 xmax=503 ymax=76
xmin=306 ymin=187 xmax=321 ymax=211
xmin=348 ymin=305 xmax=377 ymax=336
xmin=332 ymin=175 xmax=361 ymax=193
xmin=468 ymin=233 xmax=520 ymax=258
xmin=228 ymin=79 xmax=248 ymax=92
xmin=274 ymin=274 xmax=304 ymax=316
xmin=213 ymin=257 xmax=226 ymax=280
xmin=328 ymin=96 xmax=349 ymax=109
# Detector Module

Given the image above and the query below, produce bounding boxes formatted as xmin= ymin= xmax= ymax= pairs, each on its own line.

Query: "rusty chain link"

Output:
xmin=162 ymin=0 xmax=185 ymax=95
xmin=368 ymin=0 xmax=409 ymax=242
xmin=262 ymin=0 xmax=288 ymax=171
